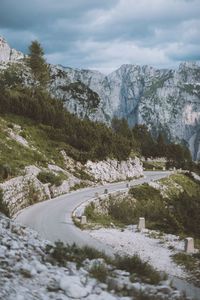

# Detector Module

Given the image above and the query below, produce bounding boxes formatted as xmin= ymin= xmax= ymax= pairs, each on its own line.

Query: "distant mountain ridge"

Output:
xmin=1 ymin=37 xmax=200 ymax=160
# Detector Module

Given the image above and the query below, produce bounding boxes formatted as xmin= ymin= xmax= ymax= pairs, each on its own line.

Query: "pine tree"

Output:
xmin=27 ymin=40 xmax=50 ymax=88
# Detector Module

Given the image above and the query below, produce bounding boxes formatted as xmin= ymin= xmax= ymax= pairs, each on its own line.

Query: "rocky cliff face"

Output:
xmin=0 ymin=36 xmax=24 ymax=63
xmin=1 ymin=37 xmax=200 ymax=159
xmin=52 ymin=63 xmax=200 ymax=160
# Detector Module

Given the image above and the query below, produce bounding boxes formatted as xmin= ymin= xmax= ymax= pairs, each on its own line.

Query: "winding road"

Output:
xmin=14 ymin=171 xmax=200 ymax=299
xmin=15 ymin=171 xmax=170 ymax=251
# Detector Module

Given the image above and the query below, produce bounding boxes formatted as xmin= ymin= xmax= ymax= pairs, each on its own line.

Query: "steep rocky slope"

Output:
xmin=1 ymin=37 xmax=200 ymax=159
xmin=52 ymin=63 xmax=200 ymax=160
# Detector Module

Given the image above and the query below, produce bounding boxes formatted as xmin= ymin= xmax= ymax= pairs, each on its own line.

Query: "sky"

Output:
xmin=0 ymin=0 xmax=200 ymax=74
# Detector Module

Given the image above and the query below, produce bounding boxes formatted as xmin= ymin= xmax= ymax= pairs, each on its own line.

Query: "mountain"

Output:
xmin=52 ymin=63 xmax=200 ymax=160
xmin=0 ymin=36 xmax=24 ymax=63
xmin=0 ymin=37 xmax=200 ymax=160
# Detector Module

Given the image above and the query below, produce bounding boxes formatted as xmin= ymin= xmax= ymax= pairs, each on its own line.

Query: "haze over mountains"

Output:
xmin=1 ymin=36 xmax=200 ymax=160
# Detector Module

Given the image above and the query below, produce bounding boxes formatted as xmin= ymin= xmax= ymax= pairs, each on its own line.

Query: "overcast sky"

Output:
xmin=0 ymin=0 xmax=199 ymax=73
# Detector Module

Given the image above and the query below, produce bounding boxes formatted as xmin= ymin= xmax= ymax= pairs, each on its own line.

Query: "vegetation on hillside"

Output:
xmin=0 ymin=40 xmax=194 ymax=169
xmin=46 ymin=241 xmax=163 ymax=285
xmin=85 ymin=173 xmax=200 ymax=239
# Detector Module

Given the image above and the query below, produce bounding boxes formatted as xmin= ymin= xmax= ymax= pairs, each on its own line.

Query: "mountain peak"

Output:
xmin=0 ymin=36 xmax=24 ymax=63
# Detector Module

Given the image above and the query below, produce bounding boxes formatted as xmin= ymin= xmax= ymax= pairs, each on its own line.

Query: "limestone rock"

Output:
xmin=85 ymin=157 xmax=143 ymax=182
xmin=0 ymin=36 xmax=24 ymax=62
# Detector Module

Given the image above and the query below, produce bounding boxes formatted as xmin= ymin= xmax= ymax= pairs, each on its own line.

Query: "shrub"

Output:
xmin=37 ymin=171 xmax=63 ymax=186
xmin=73 ymin=168 xmax=94 ymax=181
xmin=113 ymin=255 xmax=162 ymax=284
xmin=46 ymin=242 xmax=108 ymax=267
xmin=89 ymin=262 xmax=108 ymax=282
xmin=69 ymin=181 xmax=88 ymax=191
xmin=0 ymin=164 xmax=12 ymax=181
xmin=85 ymin=202 xmax=95 ymax=219
xmin=46 ymin=242 xmax=163 ymax=285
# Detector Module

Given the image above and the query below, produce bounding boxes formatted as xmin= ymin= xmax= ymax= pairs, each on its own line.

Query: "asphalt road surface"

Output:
xmin=15 ymin=171 xmax=170 ymax=253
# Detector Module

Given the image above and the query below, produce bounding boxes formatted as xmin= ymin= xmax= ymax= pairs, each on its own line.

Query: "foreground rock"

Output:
xmin=0 ymin=213 xmax=188 ymax=300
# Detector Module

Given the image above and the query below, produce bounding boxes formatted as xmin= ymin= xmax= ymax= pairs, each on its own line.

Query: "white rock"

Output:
xmin=59 ymin=276 xmax=92 ymax=298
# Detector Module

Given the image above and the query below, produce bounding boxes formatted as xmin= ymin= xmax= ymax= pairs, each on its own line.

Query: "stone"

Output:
xmin=138 ymin=217 xmax=145 ymax=231
xmin=107 ymin=278 xmax=124 ymax=291
xmin=163 ymin=167 xmax=166 ymax=171
xmin=59 ymin=276 xmax=91 ymax=298
xmin=81 ymin=215 xmax=87 ymax=225
xmin=0 ymin=245 xmax=6 ymax=258
xmin=184 ymin=237 xmax=194 ymax=253
xmin=95 ymin=192 xmax=99 ymax=197
xmin=47 ymin=279 xmax=60 ymax=291
xmin=157 ymin=285 xmax=172 ymax=294
xmin=85 ymin=157 xmax=143 ymax=183
xmin=20 ymin=263 xmax=37 ymax=277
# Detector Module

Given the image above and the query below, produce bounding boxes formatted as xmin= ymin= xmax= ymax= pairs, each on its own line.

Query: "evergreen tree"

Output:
xmin=156 ymin=133 xmax=166 ymax=157
xmin=27 ymin=40 xmax=50 ymax=88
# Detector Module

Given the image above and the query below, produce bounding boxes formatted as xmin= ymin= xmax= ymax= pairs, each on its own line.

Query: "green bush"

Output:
xmin=89 ymin=262 xmax=108 ymax=283
xmin=85 ymin=202 xmax=95 ymax=219
xmin=46 ymin=242 xmax=108 ymax=267
xmin=0 ymin=164 xmax=12 ymax=181
xmin=46 ymin=242 xmax=162 ymax=285
xmin=73 ymin=168 xmax=94 ymax=181
xmin=113 ymin=255 xmax=162 ymax=284
xmin=37 ymin=171 xmax=63 ymax=186
xmin=69 ymin=181 xmax=88 ymax=191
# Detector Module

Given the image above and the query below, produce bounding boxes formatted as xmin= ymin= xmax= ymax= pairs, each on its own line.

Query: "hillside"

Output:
xmin=0 ymin=113 xmax=143 ymax=217
xmin=0 ymin=37 xmax=200 ymax=160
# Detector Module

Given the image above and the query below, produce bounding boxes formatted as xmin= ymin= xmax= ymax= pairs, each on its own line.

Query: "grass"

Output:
xmin=46 ymin=242 xmax=163 ymax=285
xmin=84 ymin=201 xmax=124 ymax=228
xmin=143 ymin=161 xmax=166 ymax=171
xmin=89 ymin=262 xmax=108 ymax=283
xmin=37 ymin=171 xmax=68 ymax=186
xmin=82 ymin=174 xmax=200 ymax=239
xmin=0 ymin=114 xmax=68 ymax=179
xmin=69 ymin=181 xmax=89 ymax=191
xmin=172 ymin=252 xmax=200 ymax=286
xmin=113 ymin=255 xmax=163 ymax=284
xmin=46 ymin=241 xmax=109 ymax=267
xmin=73 ymin=167 xmax=94 ymax=181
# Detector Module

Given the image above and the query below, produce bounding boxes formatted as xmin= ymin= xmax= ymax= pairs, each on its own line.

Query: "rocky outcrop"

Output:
xmin=0 ymin=36 xmax=24 ymax=63
xmin=0 ymin=168 xmax=50 ymax=217
xmin=0 ymin=165 xmax=81 ymax=216
xmin=85 ymin=157 xmax=143 ymax=182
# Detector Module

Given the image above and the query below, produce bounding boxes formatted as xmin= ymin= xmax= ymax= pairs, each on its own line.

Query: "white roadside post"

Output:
xmin=81 ymin=215 xmax=87 ymax=225
xmin=138 ymin=217 xmax=145 ymax=231
xmin=184 ymin=237 xmax=194 ymax=253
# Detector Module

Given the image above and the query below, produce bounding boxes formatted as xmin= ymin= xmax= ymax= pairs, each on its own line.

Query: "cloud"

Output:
xmin=0 ymin=0 xmax=199 ymax=73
